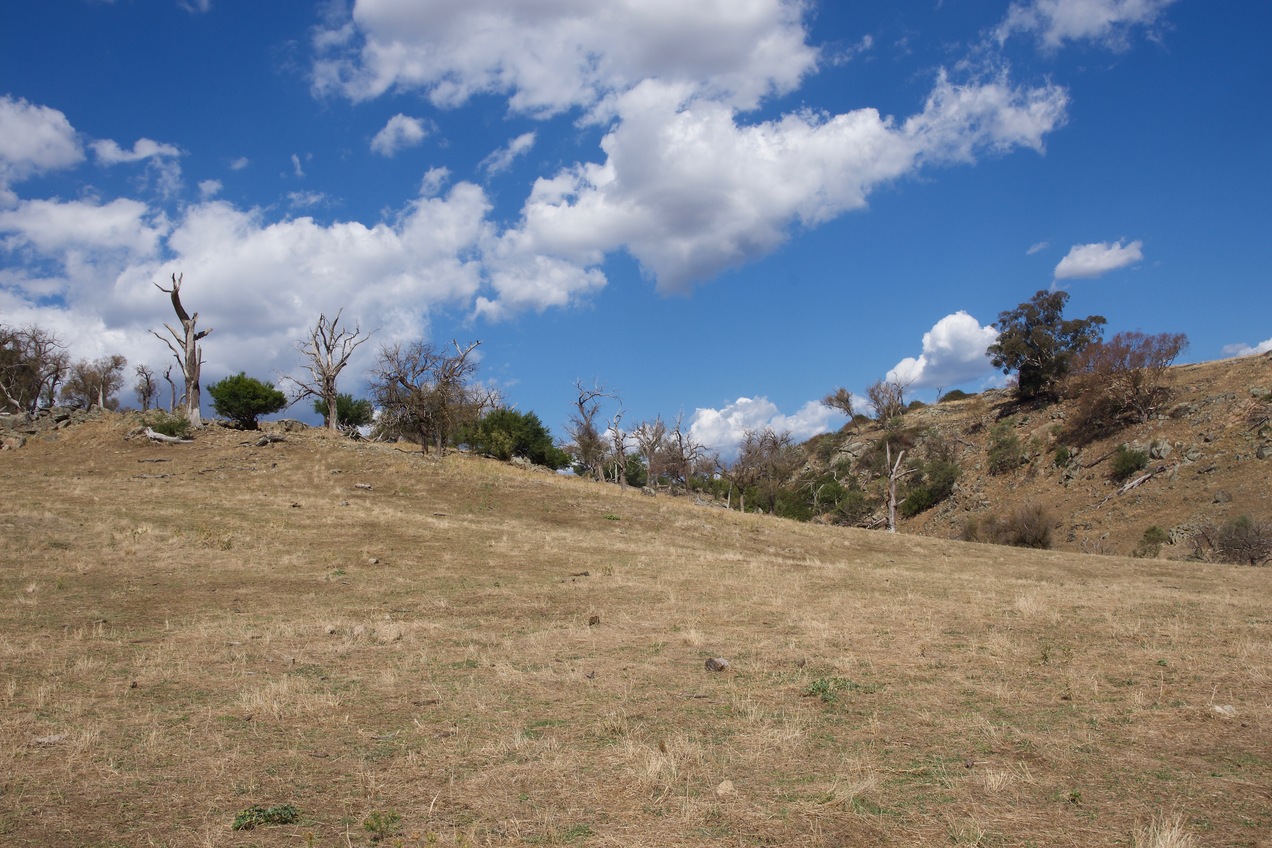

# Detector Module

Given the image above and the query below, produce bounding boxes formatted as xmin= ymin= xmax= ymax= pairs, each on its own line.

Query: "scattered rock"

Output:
xmin=31 ymin=733 xmax=68 ymax=746
xmin=1149 ymin=440 xmax=1172 ymax=460
xmin=588 ymin=615 xmax=601 ymax=626
xmin=355 ymin=483 xmax=373 ymax=490
xmin=1 ymin=435 xmax=25 ymax=450
xmin=367 ymin=557 xmax=380 ymax=565
xmin=1250 ymin=386 xmax=1271 ymax=399
xmin=276 ymin=419 xmax=308 ymax=432
xmin=715 ymin=780 xmax=736 ymax=797
xmin=1213 ymin=490 xmax=1232 ymax=504
xmin=324 ymin=625 xmax=338 ymax=635
xmin=1211 ymin=704 xmax=1237 ymax=719
xmin=1257 ymin=445 xmax=1272 ymax=460
xmin=704 ymin=657 xmax=730 ymax=672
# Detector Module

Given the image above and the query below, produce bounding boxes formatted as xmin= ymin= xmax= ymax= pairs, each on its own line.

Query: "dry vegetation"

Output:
xmin=1 ymin=413 xmax=1270 ymax=847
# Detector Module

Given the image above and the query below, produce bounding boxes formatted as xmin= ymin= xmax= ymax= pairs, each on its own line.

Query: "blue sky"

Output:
xmin=1 ymin=0 xmax=1268 ymax=454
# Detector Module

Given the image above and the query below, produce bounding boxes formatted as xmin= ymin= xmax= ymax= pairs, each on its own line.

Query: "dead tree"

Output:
xmin=885 ymin=442 xmax=917 ymax=533
xmin=568 ymin=381 xmax=616 ymax=481
xmin=370 ymin=339 xmax=490 ymax=454
xmin=161 ymin=364 xmax=177 ymax=413
xmin=632 ymin=417 xmax=667 ymax=491
xmin=134 ymin=364 xmax=158 ymax=411
xmin=152 ymin=274 xmax=211 ymax=426
xmin=284 ymin=310 xmax=374 ymax=431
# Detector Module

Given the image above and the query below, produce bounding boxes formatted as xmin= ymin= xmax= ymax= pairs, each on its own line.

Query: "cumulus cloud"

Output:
xmin=198 ymin=179 xmax=222 ymax=198
xmin=1053 ymin=238 xmax=1143 ymax=280
xmin=91 ymin=137 xmax=181 ymax=165
xmin=997 ymin=0 xmax=1179 ymax=50
xmin=690 ymin=396 xmax=843 ymax=459
xmin=0 ymin=95 xmax=85 ymax=203
xmin=1222 ymin=338 xmax=1272 ymax=358
xmin=312 ymin=0 xmax=818 ymax=114
xmin=886 ymin=311 xmax=1000 ymax=390
xmin=229 ymin=156 xmax=250 ymax=170
xmin=481 ymin=131 xmax=536 ymax=175
xmin=370 ymin=113 xmax=428 ymax=157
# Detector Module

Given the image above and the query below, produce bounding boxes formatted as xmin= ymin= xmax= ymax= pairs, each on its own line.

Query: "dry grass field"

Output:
xmin=1 ymin=415 xmax=1269 ymax=846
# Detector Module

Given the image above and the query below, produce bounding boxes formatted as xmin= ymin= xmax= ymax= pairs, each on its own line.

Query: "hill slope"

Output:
xmin=807 ymin=351 xmax=1272 ymax=558
xmin=0 ymin=416 xmax=1269 ymax=846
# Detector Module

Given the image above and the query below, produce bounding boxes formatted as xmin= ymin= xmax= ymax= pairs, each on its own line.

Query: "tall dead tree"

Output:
xmin=568 ymin=381 xmax=616 ymax=481
xmin=152 ymin=274 xmax=211 ymax=426
xmin=284 ymin=310 xmax=374 ymax=431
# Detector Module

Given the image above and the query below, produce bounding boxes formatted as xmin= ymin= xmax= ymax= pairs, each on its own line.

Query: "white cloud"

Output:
xmin=180 ymin=0 xmax=212 ymax=12
xmin=1027 ymin=240 xmax=1049 ymax=254
xmin=1222 ymin=338 xmax=1272 ymax=358
xmin=0 ymin=95 xmax=85 ymax=204
xmin=369 ymin=113 xmax=427 ymax=157
xmin=997 ymin=0 xmax=1179 ymax=50
xmin=291 ymin=153 xmax=306 ymax=177
xmin=312 ymin=0 xmax=818 ymax=114
xmin=230 ymin=156 xmax=250 ymax=171
xmin=885 ymin=311 xmax=1000 ymax=390
xmin=0 ymin=197 xmax=167 ymax=258
xmin=690 ymin=396 xmax=843 ymax=459
xmin=481 ymin=131 xmax=536 ymax=175
xmin=491 ymin=70 xmax=1066 ymax=299
xmin=198 ymin=179 xmax=223 ymax=197
xmin=1053 ymin=238 xmax=1143 ymax=280
xmin=91 ymin=137 xmax=181 ymax=165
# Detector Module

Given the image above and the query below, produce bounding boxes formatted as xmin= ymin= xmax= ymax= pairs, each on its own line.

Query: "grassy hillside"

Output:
xmin=803 ymin=352 xmax=1272 ymax=558
xmin=1 ymin=415 xmax=1269 ymax=846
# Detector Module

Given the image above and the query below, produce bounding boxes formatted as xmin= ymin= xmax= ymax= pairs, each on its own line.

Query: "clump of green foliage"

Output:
xmin=363 ymin=810 xmax=402 ymax=841
xmin=208 ymin=372 xmax=287 ymax=430
xmin=314 ymin=392 xmax=373 ymax=428
xmin=1109 ymin=444 xmax=1149 ymax=482
xmin=938 ymin=389 xmax=974 ymax=403
xmin=232 ymin=804 xmax=299 ymax=831
xmin=899 ymin=458 xmax=960 ymax=517
xmin=1053 ymin=445 xmax=1073 ymax=467
xmin=987 ymin=289 xmax=1106 ymax=400
xmin=456 ymin=407 xmax=569 ymax=469
xmin=1133 ymin=525 xmax=1170 ymax=558
xmin=142 ymin=410 xmax=192 ymax=439
xmin=987 ymin=423 xmax=1024 ymax=475
xmin=962 ymin=503 xmax=1054 ymax=549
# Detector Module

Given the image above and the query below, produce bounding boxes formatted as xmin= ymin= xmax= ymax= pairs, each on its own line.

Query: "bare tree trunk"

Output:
xmin=152 ymin=274 xmax=211 ymax=427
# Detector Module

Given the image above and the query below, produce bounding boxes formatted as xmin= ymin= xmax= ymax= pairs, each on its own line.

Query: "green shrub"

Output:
xmin=987 ymin=423 xmax=1023 ymax=475
xmin=1109 ymin=444 xmax=1148 ymax=482
xmin=142 ymin=410 xmax=191 ymax=439
xmin=457 ymin=407 xmax=569 ymax=469
xmin=1133 ymin=525 xmax=1170 ymax=558
xmin=938 ymin=389 xmax=973 ymax=403
xmin=899 ymin=458 xmax=960 ymax=517
xmin=208 ymin=373 xmax=286 ymax=430
xmin=313 ymin=393 xmax=373 ymax=428
xmin=232 ymin=804 xmax=299 ymax=831
xmin=1053 ymin=445 xmax=1073 ymax=467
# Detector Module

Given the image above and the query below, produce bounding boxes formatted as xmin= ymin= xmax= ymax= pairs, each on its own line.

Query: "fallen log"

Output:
xmin=144 ymin=427 xmax=192 ymax=444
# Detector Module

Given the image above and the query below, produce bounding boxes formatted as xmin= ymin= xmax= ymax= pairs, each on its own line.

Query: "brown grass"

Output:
xmin=0 ymin=414 xmax=1269 ymax=846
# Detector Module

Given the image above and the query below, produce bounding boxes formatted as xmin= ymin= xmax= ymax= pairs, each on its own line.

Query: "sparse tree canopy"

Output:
xmin=60 ymin=354 xmax=128 ymax=410
xmin=0 ymin=323 xmax=69 ymax=413
xmin=567 ymin=381 xmax=616 ymax=480
xmin=286 ymin=310 xmax=374 ymax=432
xmin=208 ymin=373 xmax=287 ymax=430
xmin=1070 ymin=330 xmax=1188 ymax=423
xmin=152 ymin=274 xmax=212 ymax=426
xmin=821 ymin=387 xmax=855 ymax=421
xmin=866 ymin=377 xmax=908 ymax=422
xmin=988 ymin=289 xmax=1105 ymax=400
xmin=134 ymin=364 xmax=159 ymax=411
xmin=370 ymin=339 xmax=492 ymax=454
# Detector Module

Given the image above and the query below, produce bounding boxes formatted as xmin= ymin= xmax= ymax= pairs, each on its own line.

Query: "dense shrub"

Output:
xmin=899 ymin=458 xmax=960 ymax=517
xmin=1133 ymin=525 xmax=1169 ymax=558
xmin=143 ymin=410 xmax=192 ymax=439
xmin=1216 ymin=515 xmax=1272 ymax=566
xmin=456 ymin=407 xmax=569 ymax=469
xmin=1053 ymin=445 xmax=1073 ymax=467
xmin=1109 ymin=444 xmax=1148 ymax=482
xmin=987 ymin=423 xmax=1024 ymax=475
xmin=314 ymin=393 xmax=373 ymax=428
xmin=961 ymin=503 xmax=1054 ymax=549
xmin=208 ymin=373 xmax=287 ymax=430
xmin=938 ymin=389 xmax=974 ymax=403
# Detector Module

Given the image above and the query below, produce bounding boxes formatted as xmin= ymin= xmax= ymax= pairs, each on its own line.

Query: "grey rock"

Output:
xmin=1257 ymin=445 xmax=1272 ymax=460
xmin=1150 ymin=440 xmax=1172 ymax=460
xmin=704 ymin=657 xmax=731 ymax=672
xmin=1251 ymin=386 xmax=1271 ymax=399
xmin=1213 ymin=490 xmax=1233 ymax=504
